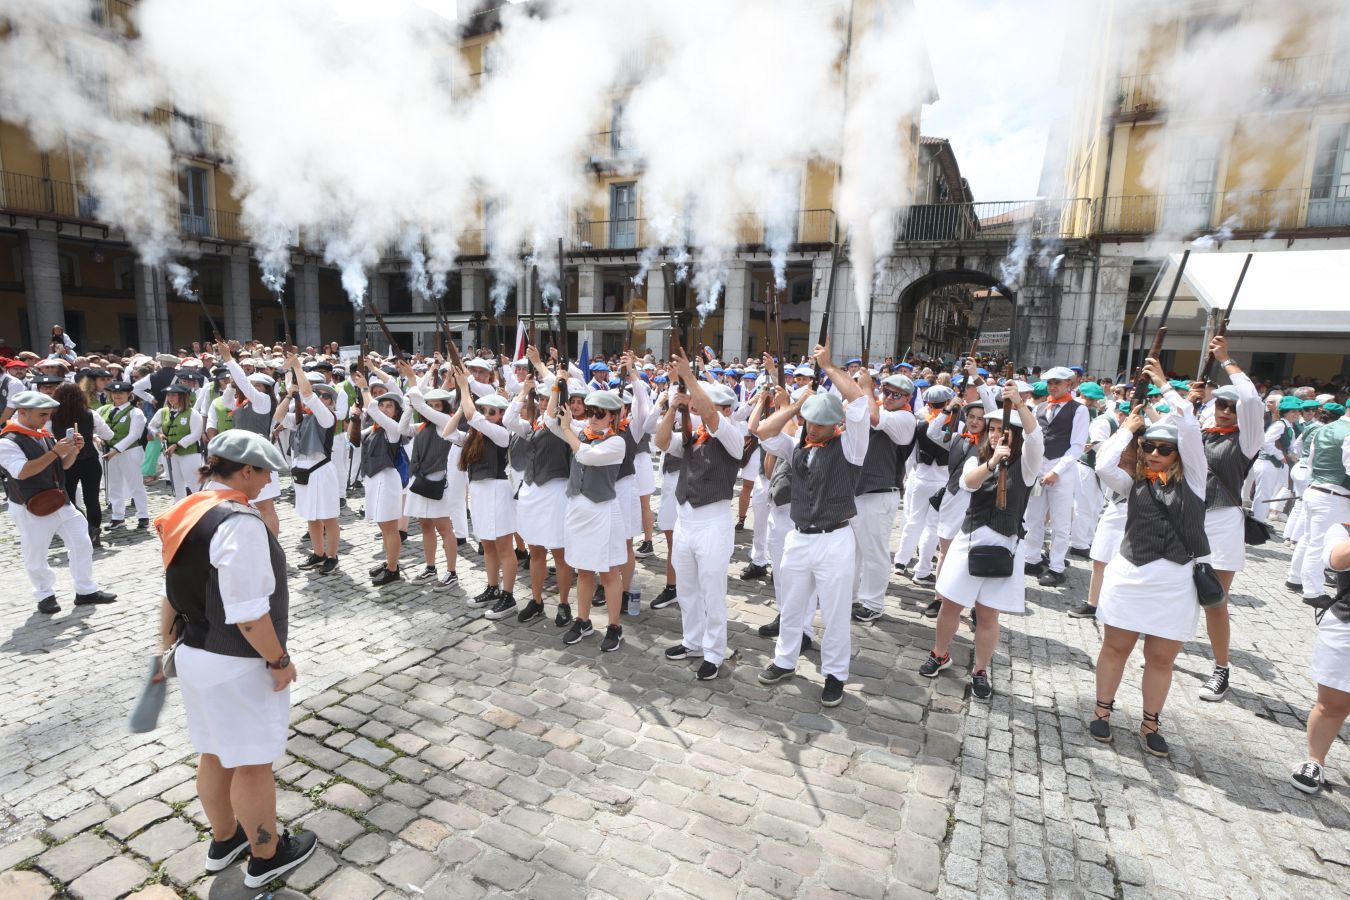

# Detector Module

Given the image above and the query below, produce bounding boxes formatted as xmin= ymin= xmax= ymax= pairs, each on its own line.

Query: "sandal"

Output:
xmin=1138 ymin=711 xmax=1169 ymax=758
xmin=1089 ymin=699 xmax=1114 ymax=743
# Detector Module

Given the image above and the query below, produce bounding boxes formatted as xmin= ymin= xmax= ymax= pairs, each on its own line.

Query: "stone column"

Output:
xmin=133 ymin=263 xmax=171 ymax=354
xmin=221 ymin=251 xmax=252 ymax=341
xmin=295 ymin=260 xmax=321 ymax=349
xmin=643 ymin=270 xmax=668 ymax=359
xmin=1086 ymin=256 xmax=1131 ymax=377
xmin=576 ymin=262 xmax=599 ymax=358
xmin=20 ymin=231 xmax=64 ymax=353
xmin=461 ymin=268 xmax=486 ymax=350
xmin=720 ymin=260 xmax=752 ymax=361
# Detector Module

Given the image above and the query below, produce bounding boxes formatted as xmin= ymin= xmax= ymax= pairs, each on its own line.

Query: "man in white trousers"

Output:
xmin=1068 ymin=381 xmax=1110 ymax=558
xmin=98 ymin=380 xmax=150 ymax=530
xmin=1290 ymin=405 xmax=1350 ymax=609
xmin=850 ymin=371 xmax=916 ymax=623
xmin=1022 ymin=366 xmax=1088 ymax=587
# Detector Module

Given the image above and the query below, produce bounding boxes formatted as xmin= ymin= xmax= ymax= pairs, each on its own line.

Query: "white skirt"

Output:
xmin=657 ymin=468 xmax=680 ymax=532
xmin=363 ymin=468 xmax=404 ymax=523
xmin=508 ymin=466 xmax=524 ymax=496
xmin=1089 ymin=501 xmax=1127 ymax=564
xmin=469 ymin=478 xmax=517 ymax=540
xmin=934 ymin=526 xmax=1027 ymax=613
xmin=564 ymin=494 xmax=626 ymax=573
xmin=1204 ymin=506 xmax=1246 ymax=573
xmin=1311 ymin=614 xmax=1350 ymax=693
xmin=403 ymin=473 xmax=457 ymax=521
xmin=739 ymin=446 xmax=761 ymax=482
xmin=1096 ymin=554 xmax=1199 ymax=642
xmin=294 ymin=461 xmax=340 ymax=521
xmin=936 ymin=489 xmax=969 ymax=541
xmin=518 ymin=478 xmax=567 ymax=549
xmin=177 ymin=646 xmax=290 ymax=768
xmin=634 ymin=450 xmax=656 ymax=496
xmin=617 ymin=475 xmax=640 ymax=541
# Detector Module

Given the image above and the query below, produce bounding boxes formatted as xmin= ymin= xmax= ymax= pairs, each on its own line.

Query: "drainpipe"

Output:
xmin=1082 ymin=119 xmax=1117 ymax=371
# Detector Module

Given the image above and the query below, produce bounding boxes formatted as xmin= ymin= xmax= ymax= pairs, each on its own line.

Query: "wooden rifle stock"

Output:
xmin=1132 ymin=326 xmax=1166 ymax=412
xmin=364 ymin=296 xmax=405 ymax=362
xmin=995 ymin=362 xmax=1014 ymax=509
xmin=1199 ymin=252 xmax=1252 ymax=382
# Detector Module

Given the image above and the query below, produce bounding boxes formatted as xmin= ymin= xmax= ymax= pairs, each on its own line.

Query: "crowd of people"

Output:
xmin=4 ymin=328 xmax=1349 ymax=884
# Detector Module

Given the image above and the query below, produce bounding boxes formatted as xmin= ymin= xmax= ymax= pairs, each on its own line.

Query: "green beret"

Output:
xmin=9 ymin=390 xmax=58 ymax=409
xmin=1077 ymin=382 xmax=1105 ymax=400
xmin=1301 ymin=399 xmax=1323 ymax=410
xmin=1146 ymin=385 xmax=1161 ymax=397
xmin=1325 ymin=403 xmax=1347 ymax=415
xmin=1278 ymin=396 xmax=1303 ymax=411
xmin=1031 ymin=381 xmax=1048 ymax=398
xmin=206 ymin=430 xmax=287 ymax=473
xmin=1117 ymin=401 xmax=1131 ymax=413
xmin=1168 ymin=379 xmax=1191 ymax=392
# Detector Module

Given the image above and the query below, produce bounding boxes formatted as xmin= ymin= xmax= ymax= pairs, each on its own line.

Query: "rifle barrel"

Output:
xmin=1199 ymin=252 xmax=1252 ymax=381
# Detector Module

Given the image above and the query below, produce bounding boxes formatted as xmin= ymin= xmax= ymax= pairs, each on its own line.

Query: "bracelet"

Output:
xmin=1221 ymin=359 xmax=1236 ymax=369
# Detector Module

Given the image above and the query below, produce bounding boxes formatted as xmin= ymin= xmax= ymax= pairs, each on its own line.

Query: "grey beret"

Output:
xmin=802 ymin=392 xmax=845 ymax=426
xmin=923 ymin=385 xmax=955 ymax=405
xmin=305 ymin=372 xmax=326 ymax=384
xmin=206 ymin=429 xmax=287 ymax=473
xmin=882 ymin=374 xmax=914 ymax=393
xmin=584 ymin=390 xmax=623 ymax=411
xmin=9 ymin=390 xmax=58 ymax=409
xmin=476 ymin=394 xmax=509 ymax=410
xmin=311 ymin=383 xmax=337 ymax=397
xmin=706 ymin=384 xmax=737 ymax=407
xmin=1143 ymin=422 xmax=1179 ymax=444
xmin=1043 ymin=366 xmax=1075 ymax=381
xmin=422 ymin=389 xmax=454 ymax=403
xmin=1212 ymin=386 xmax=1239 ymax=404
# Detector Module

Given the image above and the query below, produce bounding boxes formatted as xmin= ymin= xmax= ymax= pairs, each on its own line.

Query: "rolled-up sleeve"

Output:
xmin=209 ymin=514 xmax=276 ymax=624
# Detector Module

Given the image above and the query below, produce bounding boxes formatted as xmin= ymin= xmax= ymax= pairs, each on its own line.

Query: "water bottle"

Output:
xmin=626 ymin=588 xmax=641 ymax=616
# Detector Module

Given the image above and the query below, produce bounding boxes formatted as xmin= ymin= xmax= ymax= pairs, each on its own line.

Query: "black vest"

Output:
xmin=787 ymin=436 xmax=860 ymax=529
xmin=914 ymin=426 xmax=950 ymax=467
xmin=1038 ymin=401 xmax=1080 ymax=460
xmin=675 ymin=431 xmax=741 ymax=508
xmin=962 ymin=455 xmax=1033 ymax=539
xmin=165 ymin=501 xmax=288 ymax=659
xmin=1 ymin=430 xmax=64 ymax=504
xmin=148 ymin=367 xmax=177 ymax=407
xmin=617 ymin=426 xmax=638 ymax=479
xmin=361 ymin=427 xmax=400 ymax=477
xmin=523 ymin=426 xmax=572 ymax=487
xmin=769 ymin=454 xmax=791 ymax=507
xmin=855 ymin=422 xmax=909 ymax=495
xmin=1329 ymin=566 xmax=1350 ymax=625
xmin=1121 ymin=477 xmax=1210 ymax=567
xmin=1203 ymin=430 xmax=1254 ymax=510
xmin=409 ymin=422 xmax=451 ymax=478
xmin=466 ymin=431 xmax=508 ymax=482
xmin=944 ymin=437 xmax=981 ymax=497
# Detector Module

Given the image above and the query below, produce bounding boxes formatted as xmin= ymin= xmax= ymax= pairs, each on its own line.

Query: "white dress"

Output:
xmin=1312 ymin=523 xmax=1350 ymax=693
xmin=362 ymin=404 xmax=407 ymax=524
xmin=402 ymin=386 xmax=459 ymax=522
xmin=1202 ymin=371 xmax=1263 ymax=573
xmin=557 ymin=420 xmax=626 ymax=573
xmin=505 ymin=398 xmax=569 ymax=550
xmin=465 ymin=411 xmax=516 ymax=541
xmin=286 ymin=399 xmax=340 ymax=521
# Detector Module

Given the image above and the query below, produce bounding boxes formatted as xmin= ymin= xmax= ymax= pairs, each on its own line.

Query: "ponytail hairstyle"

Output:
xmin=458 ymin=428 xmax=485 ymax=471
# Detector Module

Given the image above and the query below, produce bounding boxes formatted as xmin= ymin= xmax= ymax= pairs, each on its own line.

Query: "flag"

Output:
xmin=578 ymin=340 xmax=590 ymax=379
xmin=512 ymin=320 xmax=527 ymax=361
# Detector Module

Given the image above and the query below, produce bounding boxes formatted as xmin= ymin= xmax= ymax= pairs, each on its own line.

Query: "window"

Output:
xmin=114 ymin=257 xmax=135 ymax=292
xmin=609 ymin=100 xmax=626 ymax=156
xmin=388 ymin=276 xmax=413 ymax=314
xmin=119 ymin=314 xmax=139 ymax=352
xmin=197 ymin=263 xmax=224 ymax=304
xmin=57 ymin=252 xmax=79 ymax=289
xmin=1184 ymin=13 xmax=1239 ymax=49
xmin=1310 ymin=123 xmax=1350 ymax=226
xmin=179 ymin=166 xmax=209 ymax=236
xmin=609 ymin=183 xmax=638 ymax=250
xmin=1163 ymin=135 xmax=1219 ymax=231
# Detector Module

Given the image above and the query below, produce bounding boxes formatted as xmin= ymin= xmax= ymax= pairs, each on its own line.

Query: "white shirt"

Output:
xmin=105 ymin=403 xmax=147 ymax=453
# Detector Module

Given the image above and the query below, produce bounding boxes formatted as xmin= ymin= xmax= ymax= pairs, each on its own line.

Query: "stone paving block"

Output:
xmin=44 ymin=802 xmax=112 ymax=842
xmin=305 ymin=809 xmax=365 ymax=848
xmin=320 ymin=782 xmax=373 ymax=814
xmin=126 ymin=817 xmax=198 ymax=862
xmin=0 ymin=836 xmax=46 ymax=871
xmin=315 ymin=866 xmax=384 ymax=900
xmin=364 ymin=802 xmax=417 ymax=834
xmin=67 ymin=856 xmax=152 ymax=900
xmin=341 ymin=833 xmax=390 ymax=866
xmin=0 ymin=871 xmax=56 ymax=900
xmin=469 ymin=849 xmax=535 ymax=891
xmin=373 ymin=847 xmax=441 ymax=889
xmin=36 ymin=832 xmax=116 ymax=883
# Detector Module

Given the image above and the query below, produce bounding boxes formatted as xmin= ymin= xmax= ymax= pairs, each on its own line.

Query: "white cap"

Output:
xmin=1043 ymin=366 xmax=1075 ymax=382
xmin=466 ymin=358 xmax=495 ymax=371
xmin=706 ymin=384 xmax=737 ymax=407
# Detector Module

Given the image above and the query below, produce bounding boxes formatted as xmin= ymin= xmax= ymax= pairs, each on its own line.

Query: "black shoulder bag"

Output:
xmin=1148 ymin=484 xmax=1225 ymax=608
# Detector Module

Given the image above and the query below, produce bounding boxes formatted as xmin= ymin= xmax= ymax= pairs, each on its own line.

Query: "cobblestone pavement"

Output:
xmin=0 ymin=481 xmax=1346 ymax=899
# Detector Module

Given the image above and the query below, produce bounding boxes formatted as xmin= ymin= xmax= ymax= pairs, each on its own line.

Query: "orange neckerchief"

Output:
xmin=804 ymin=427 xmax=842 ymax=449
xmin=1142 ymin=469 xmax=1171 ymax=485
xmin=1203 ymin=426 xmax=1238 ymax=435
xmin=693 ymin=425 xmax=712 ymax=446
xmin=617 ymin=416 xmax=631 ymax=433
xmin=583 ymin=425 xmax=614 ymax=442
xmin=233 ymin=396 xmax=250 ymax=411
xmin=926 ymin=408 xmax=944 ymax=422
xmin=959 ymin=432 xmax=979 ymax=442
xmin=1044 ymin=393 xmax=1073 ymax=405
xmin=1 ymin=421 xmax=52 ymax=440
xmin=152 ymin=488 xmax=249 ymax=569
xmin=531 ymin=419 xmax=548 ymax=432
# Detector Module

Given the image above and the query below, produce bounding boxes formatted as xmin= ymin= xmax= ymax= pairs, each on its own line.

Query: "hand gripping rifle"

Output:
xmin=995 ymin=361 xmax=1015 ymax=509
xmin=1199 ymin=252 xmax=1252 ymax=382
xmin=364 ymin=294 xmax=406 ymax=363
xmin=798 ymin=245 xmax=840 ymax=448
xmin=1131 ymin=249 xmax=1189 ymax=412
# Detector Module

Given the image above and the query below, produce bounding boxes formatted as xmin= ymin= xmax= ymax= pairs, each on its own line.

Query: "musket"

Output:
xmin=555 ymin=238 xmax=571 ymax=405
xmin=945 ymin=295 xmax=993 ymax=436
xmin=364 ymin=294 xmax=406 ymax=362
xmin=622 ymin=300 xmax=636 ymax=378
xmin=663 ymin=263 xmax=694 ymax=447
xmin=996 ymin=361 xmax=1015 ymax=509
xmin=763 ymin=284 xmax=778 ymax=387
xmin=1199 ymin=252 xmax=1252 ymax=382
xmin=1131 ymin=249 xmax=1189 ymax=411
xmin=814 ymin=244 xmax=841 ymax=392
xmin=771 ymin=284 xmax=786 ymax=389
xmin=347 ymin=307 xmax=369 ymax=447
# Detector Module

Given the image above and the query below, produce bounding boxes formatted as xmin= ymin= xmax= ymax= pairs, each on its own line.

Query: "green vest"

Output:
xmin=212 ymin=397 xmax=235 ymax=433
xmin=1308 ymin=417 xmax=1350 ymax=491
xmin=1300 ymin=423 xmax=1323 ymax=463
xmin=99 ymin=404 xmax=135 ymax=445
xmin=159 ymin=408 xmax=200 ymax=455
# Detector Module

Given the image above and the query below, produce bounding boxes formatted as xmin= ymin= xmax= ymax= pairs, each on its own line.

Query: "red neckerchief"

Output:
xmin=1 ymin=421 xmax=51 ymax=440
xmin=1203 ymin=426 xmax=1238 ymax=435
xmin=1044 ymin=394 xmax=1073 ymax=405
xmin=1142 ymin=469 xmax=1171 ymax=485
xmin=804 ymin=427 xmax=842 ymax=449
xmin=693 ymin=425 xmax=712 ymax=446
xmin=531 ymin=419 xmax=547 ymax=432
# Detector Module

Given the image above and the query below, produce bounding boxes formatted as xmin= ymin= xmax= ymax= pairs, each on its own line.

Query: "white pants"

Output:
xmin=672 ymin=501 xmax=735 ymax=665
xmin=1022 ymin=468 xmax=1075 ymax=572
xmin=1283 ymin=462 xmax=1311 ymax=540
xmin=106 ymin=447 xmax=148 ymax=521
xmin=1251 ymin=459 xmax=1288 ymax=523
xmin=895 ymin=474 xmax=944 ymax=576
xmin=165 ymin=451 xmax=203 ymax=500
xmin=852 ymin=490 xmax=901 ymax=613
xmin=1291 ymin=488 xmax=1350 ymax=599
xmin=11 ymin=501 xmax=99 ymax=600
xmin=334 ymin=434 xmax=355 ymax=497
xmin=749 ymin=474 xmax=772 ymax=566
xmin=1070 ymin=463 xmax=1102 ymax=550
xmin=775 ymin=526 xmax=853 ymax=680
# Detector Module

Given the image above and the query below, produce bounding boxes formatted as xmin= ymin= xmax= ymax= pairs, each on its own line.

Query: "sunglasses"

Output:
xmin=1140 ymin=441 xmax=1177 ymax=457
xmin=1213 ymin=400 xmax=1235 ymax=411
xmin=881 ymin=390 xmax=909 ymax=399
xmin=584 ymin=406 xmax=611 ymax=418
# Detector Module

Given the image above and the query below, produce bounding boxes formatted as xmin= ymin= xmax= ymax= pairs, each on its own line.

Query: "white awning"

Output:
xmin=1155 ymin=249 xmax=1350 ymax=334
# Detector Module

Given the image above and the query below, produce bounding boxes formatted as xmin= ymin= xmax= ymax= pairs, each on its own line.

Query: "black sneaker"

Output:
xmin=37 ymin=596 xmax=60 ymax=615
xmin=650 ymin=585 xmax=678 ymax=609
xmin=486 ymin=592 xmax=518 ymax=620
xmin=635 ymin=540 xmax=655 ymax=558
xmin=923 ymin=598 xmax=941 ymax=618
xmin=414 ymin=565 xmax=438 ymax=581
xmin=851 ymin=603 xmax=881 ymax=623
xmin=893 ymin=563 xmax=911 ymax=578
xmin=73 ymin=591 xmax=117 ymax=606
xmin=912 ymin=572 xmax=936 ymax=587
xmin=1284 ymin=580 xmax=1303 ymax=593
xmin=555 ymin=602 xmax=573 ymax=627
xmin=105 ymin=520 xmax=125 ymax=532
xmin=971 ymin=669 xmax=993 ymax=700
xmin=1068 ymin=601 xmax=1097 ymax=618
xmin=600 ymin=624 xmax=623 ymax=652
xmin=664 ymin=644 xmax=697 ymax=660
xmin=696 ymin=660 xmax=719 ymax=681
xmin=593 ymin=585 xmax=607 ymax=607
xmin=736 ymin=517 xmax=746 ymax=531
xmin=242 ymin=829 xmax=318 ymax=888
xmin=1198 ymin=666 xmax=1230 ymax=702
xmin=919 ymin=652 xmax=951 ymax=678
xmin=801 ymin=634 xmax=813 ymax=654
xmin=469 ymin=585 xmax=499 ymax=607
xmin=757 ymin=664 xmax=794 ymax=684
xmin=1068 ymin=547 xmax=1091 ymax=559
xmin=137 ymin=518 xmax=150 ymax=530
xmin=1291 ymin=761 xmax=1324 ymax=795
xmin=821 ymin=675 xmax=844 ymax=707
xmin=1024 ymin=557 xmax=1046 ymax=576
xmin=759 ymin=615 xmax=781 ymax=638
xmin=438 ymin=570 xmax=459 ymax=588
xmin=371 ymin=567 xmax=400 ymax=586
xmin=1038 ymin=569 xmax=1067 ymax=587
xmin=517 ymin=600 xmax=545 ymax=624
xmin=563 ymin=618 xmax=594 ymax=645
xmin=205 ymin=823 xmax=250 ymax=873
xmin=368 ymin=562 xmax=388 ymax=578
xmin=298 ymin=553 xmax=326 ymax=570
xmin=514 ymin=547 xmax=530 ymax=563
xmin=319 ymin=557 xmax=338 ymax=575
xmin=740 ymin=562 xmax=770 ymax=580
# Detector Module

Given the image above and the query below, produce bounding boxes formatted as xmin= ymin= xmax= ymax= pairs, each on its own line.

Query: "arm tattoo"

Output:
xmin=241 ymin=624 xmax=253 ymax=632
xmin=255 ymin=824 xmax=272 ymax=845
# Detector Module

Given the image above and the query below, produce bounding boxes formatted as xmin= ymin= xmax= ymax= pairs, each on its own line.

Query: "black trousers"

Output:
xmin=65 ymin=455 xmax=103 ymax=532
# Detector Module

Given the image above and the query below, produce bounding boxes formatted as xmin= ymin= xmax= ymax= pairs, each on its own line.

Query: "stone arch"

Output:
xmin=892 ymin=265 xmax=1015 ymax=361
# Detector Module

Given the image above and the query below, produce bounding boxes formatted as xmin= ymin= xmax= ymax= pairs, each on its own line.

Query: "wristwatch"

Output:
xmin=266 ymin=653 xmax=291 ymax=670
xmin=1221 ymin=359 xmax=1236 ymax=369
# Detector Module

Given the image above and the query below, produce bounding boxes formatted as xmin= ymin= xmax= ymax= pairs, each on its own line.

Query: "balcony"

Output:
xmin=178 ymin=206 xmax=245 ymax=242
xmin=0 ymin=171 xmax=86 ymax=219
xmin=1095 ymin=187 xmax=1350 ymax=236
xmin=150 ymin=107 xmax=226 ymax=161
xmin=1114 ymin=54 xmax=1350 ymax=119
xmin=571 ymin=218 xmax=649 ymax=251
xmin=1113 ymin=74 xmax=1163 ymax=117
xmin=897 ymin=198 xmax=1092 ymax=244
xmin=90 ymin=0 xmax=136 ymax=37
xmin=587 ymin=131 xmax=638 ymax=169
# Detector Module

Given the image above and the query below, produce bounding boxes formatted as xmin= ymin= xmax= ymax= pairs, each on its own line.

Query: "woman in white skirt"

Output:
xmin=920 ymin=381 xmax=1040 ymax=699
xmin=272 ymin=356 xmax=340 ymax=575
xmin=351 ymin=369 xmax=407 ymax=586
xmin=153 ymin=430 xmax=316 ymax=886
xmin=609 ymin=356 xmax=651 ymax=610
xmin=1194 ymin=337 xmax=1265 ymax=703
xmin=502 ymin=348 xmax=578 ymax=626
xmin=403 ymin=364 xmax=461 ymax=588
xmin=453 ymin=368 xmax=517 ymax=610
xmin=1090 ymin=360 xmax=1207 ymax=758
xmin=928 ymin=398 xmax=986 ymax=617
xmin=1291 ymin=524 xmax=1350 ymax=794
xmin=152 ymin=384 xmax=205 ymax=499
xmin=652 ymin=378 xmax=682 ymax=609
xmin=549 ymin=387 xmax=628 ymax=652
xmin=1069 ymin=401 xmax=1129 ymax=620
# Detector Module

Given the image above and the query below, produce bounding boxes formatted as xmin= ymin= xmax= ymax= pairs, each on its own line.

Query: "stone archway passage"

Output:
xmin=894 ymin=268 xmax=1014 ymax=362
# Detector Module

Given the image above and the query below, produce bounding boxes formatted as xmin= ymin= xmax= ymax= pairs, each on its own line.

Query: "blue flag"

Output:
xmin=578 ymin=339 xmax=590 ymax=379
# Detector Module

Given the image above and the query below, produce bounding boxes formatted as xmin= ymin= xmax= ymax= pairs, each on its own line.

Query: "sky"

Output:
xmin=913 ymin=0 xmax=1071 ymax=203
